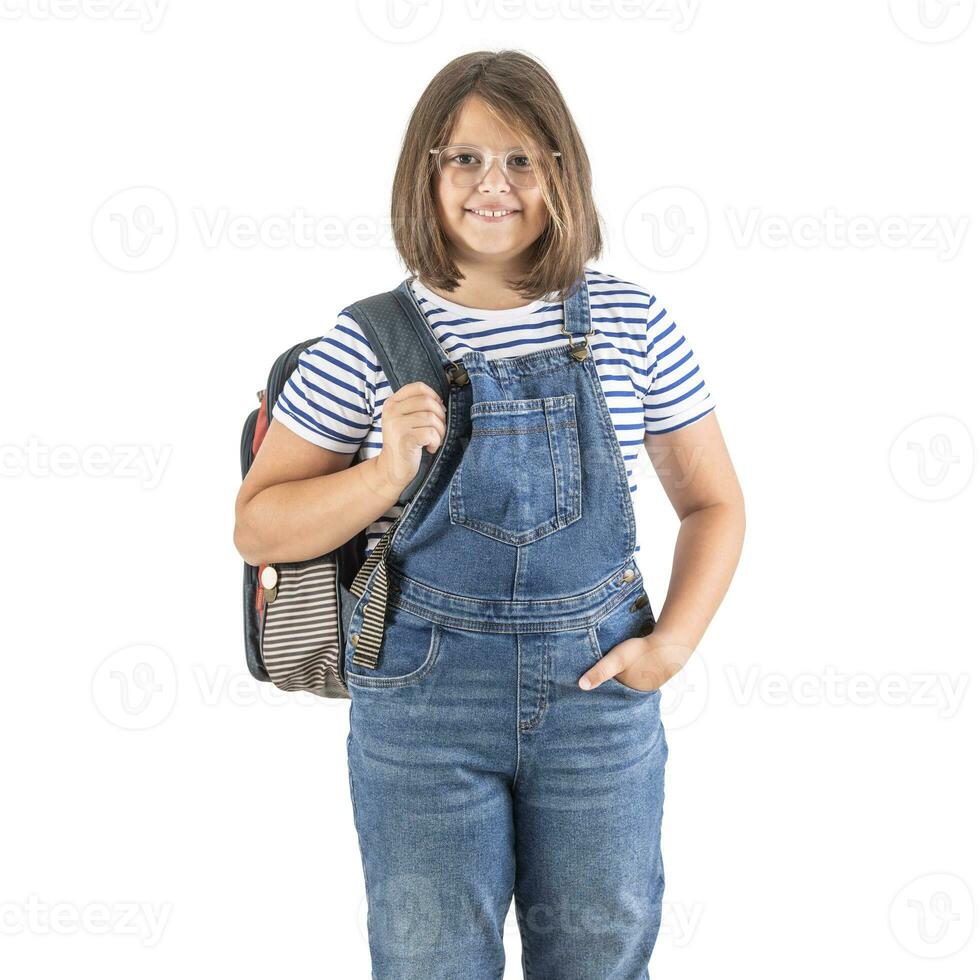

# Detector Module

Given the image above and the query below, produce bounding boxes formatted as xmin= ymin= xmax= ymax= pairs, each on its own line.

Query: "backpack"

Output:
xmin=239 ymin=277 xmax=452 ymax=699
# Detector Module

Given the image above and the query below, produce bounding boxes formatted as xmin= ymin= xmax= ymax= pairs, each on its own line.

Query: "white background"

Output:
xmin=1 ymin=1 xmax=977 ymax=977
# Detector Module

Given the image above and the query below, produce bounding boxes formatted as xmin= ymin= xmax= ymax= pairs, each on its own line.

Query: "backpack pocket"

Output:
xmin=259 ymin=556 xmax=349 ymax=698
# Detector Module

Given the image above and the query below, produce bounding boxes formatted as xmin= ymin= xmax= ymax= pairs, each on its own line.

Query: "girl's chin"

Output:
xmin=457 ymin=238 xmax=527 ymax=258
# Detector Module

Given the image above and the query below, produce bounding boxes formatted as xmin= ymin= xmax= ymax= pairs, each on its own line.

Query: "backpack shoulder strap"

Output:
xmin=344 ymin=277 xmax=450 ymax=507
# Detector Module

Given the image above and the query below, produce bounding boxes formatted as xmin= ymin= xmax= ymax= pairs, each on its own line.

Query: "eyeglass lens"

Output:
xmin=437 ymin=147 xmax=542 ymax=188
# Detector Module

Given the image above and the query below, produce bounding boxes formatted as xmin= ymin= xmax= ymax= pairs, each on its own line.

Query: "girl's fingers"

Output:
xmin=579 ymin=648 xmax=629 ymax=691
xmin=579 ymin=637 xmax=655 ymax=691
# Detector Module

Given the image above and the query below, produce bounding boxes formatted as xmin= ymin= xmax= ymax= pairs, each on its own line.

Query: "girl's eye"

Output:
xmin=508 ymin=154 xmax=533 ymax=171
xmin=450 ymin=153 xmax=481 ymax=167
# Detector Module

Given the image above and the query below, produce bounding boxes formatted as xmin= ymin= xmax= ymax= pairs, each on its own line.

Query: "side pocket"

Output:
xmin=588 ymin=586 xmax=660 ymax=696
xmin=344 ymin=604 xmax=443 ymax=689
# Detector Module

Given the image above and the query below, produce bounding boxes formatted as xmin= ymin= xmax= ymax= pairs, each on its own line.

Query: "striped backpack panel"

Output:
xmin=259 ymin=558 xmax=347 ymax=698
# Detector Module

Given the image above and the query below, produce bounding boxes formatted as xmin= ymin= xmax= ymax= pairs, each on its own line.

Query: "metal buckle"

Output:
xmin=560 ymin=322 xmax=595 ymax=361
xmin=446 ymin=360 xmax=469 ymax=385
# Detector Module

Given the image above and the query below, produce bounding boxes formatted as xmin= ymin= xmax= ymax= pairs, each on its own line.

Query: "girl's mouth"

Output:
xmin=465 ymin=208 xmax=521 ymax=222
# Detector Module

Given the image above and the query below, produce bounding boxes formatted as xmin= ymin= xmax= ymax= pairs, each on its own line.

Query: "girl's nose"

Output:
xmin=478 ymin=159 xmax=511 ymax=192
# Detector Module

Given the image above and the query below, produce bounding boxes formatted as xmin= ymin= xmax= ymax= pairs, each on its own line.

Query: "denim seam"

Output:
xmin=471 ymin=392 xmax=575 ymax=416
xmin=518 ymin=637 xmax=550 ymax=733
xmin=463 ymin=346 xmax=585 ymax=381
xmin=391 ymin=561 xmax=639 ymax=607
xmin=512 ymin=633 xmax=523 ymax=789
xmin=388 ymin=576 xmax=646 ymax=634
xmin=448 ymin=507 xmax=582 ymax=548
xmin=582 ymin=353 xmax=637 ymax=553
xmin=391 ymin=385 xmax=462 ymax=545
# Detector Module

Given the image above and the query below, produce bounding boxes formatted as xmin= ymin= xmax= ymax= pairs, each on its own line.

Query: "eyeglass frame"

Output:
xmin=428 ymin=144 xmax=562 ymax=187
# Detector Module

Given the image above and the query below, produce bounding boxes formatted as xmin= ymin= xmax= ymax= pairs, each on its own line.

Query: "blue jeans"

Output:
xmin=344 ymin=276 xmax=669 ymax=978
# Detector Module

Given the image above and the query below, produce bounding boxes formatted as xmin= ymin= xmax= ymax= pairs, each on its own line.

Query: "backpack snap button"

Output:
xmin=260 ymin=564 xmax=279 ymax=603
xmin=350 ymin=633 xmax=359 ymax=648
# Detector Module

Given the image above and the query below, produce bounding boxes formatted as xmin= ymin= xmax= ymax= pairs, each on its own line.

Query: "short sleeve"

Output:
xmin=271 ymin=312 xmax=380 ymax=453
xmin=643 ymin=291 xmax=716 ymax=435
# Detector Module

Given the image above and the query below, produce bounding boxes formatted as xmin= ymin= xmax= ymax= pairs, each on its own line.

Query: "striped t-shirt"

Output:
xmin=272 ymin=268 xmax=716 ymax=558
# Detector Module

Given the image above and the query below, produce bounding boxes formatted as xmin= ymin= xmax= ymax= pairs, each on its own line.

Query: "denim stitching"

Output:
xmin=389 ymin=562 xmax=644 ymax=633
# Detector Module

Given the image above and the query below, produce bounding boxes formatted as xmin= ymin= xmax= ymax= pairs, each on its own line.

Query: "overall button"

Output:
xmin=629 ymin=593 xmax=649 ymax=612
xmin=617 ymin=568 xmax=636 ymax=586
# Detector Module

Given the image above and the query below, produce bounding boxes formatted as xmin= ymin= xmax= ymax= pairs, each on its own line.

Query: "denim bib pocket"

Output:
xmin=449 ymin=394 xmax=582 ymax=546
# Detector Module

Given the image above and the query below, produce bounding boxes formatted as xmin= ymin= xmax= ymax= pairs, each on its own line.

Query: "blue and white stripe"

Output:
xmin=273 ymin=268 xmax=716 ymax=557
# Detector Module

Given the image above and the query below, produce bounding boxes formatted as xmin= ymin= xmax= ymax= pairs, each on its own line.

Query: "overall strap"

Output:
xmin=560 ymin=275 xmax=595 ymax=360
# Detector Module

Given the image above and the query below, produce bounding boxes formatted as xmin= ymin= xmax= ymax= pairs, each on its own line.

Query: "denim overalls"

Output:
xmin=343 ymin=275 xmax=669 ymax=980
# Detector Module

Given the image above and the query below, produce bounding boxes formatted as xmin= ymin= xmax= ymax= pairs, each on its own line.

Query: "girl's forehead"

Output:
xmin=444 ymin=140 xmax=527 ymax=151
xmin=448 ymin=103 xmax=528 ymax=148
xmin=446 ymin=123 xmax=531 ymax=150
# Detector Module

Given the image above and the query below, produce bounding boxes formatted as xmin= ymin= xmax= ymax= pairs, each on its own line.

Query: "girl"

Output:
xmin=235 ymin=49 xmax=744 ymax=980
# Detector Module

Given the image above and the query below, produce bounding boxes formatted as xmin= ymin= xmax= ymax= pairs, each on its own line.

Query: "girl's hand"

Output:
xmin=579 ymin=633 xmax=692 ymax=693
xmin=375 ymin=381 xmax=447 ymax=494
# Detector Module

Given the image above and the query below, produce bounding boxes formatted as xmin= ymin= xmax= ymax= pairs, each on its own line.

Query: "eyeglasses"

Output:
xmin=429 ymin=144 xmax=561 ymax=189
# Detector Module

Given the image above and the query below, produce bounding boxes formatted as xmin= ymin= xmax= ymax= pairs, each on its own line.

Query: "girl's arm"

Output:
xmin=581 ymin=411 xmax=745 ymax=691
xmin=234 ymin=382 xmax=447 ymax=566
xmin=233 ymin=420 xmax=403 ymax=566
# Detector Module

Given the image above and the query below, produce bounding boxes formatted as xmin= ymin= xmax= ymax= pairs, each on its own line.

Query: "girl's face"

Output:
xmin=433 ymin=97 xmax=550 ymax=266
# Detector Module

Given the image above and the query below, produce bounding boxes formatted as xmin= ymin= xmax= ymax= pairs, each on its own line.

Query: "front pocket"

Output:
xmin=449 ymin=394 xmax=582 ymax=546
xmin=588 ymin=587 xmax=660 ymax=696
xmin=344 ymin=603 xmax=442 ymax=689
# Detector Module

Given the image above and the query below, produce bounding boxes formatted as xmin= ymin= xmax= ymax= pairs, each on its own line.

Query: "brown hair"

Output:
xmin=391 ymin=49 xmax=604 ymax=303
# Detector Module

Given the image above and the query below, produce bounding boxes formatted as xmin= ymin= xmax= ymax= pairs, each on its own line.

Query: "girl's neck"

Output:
xmin=421 ymin=258 xmax=540 ymax=311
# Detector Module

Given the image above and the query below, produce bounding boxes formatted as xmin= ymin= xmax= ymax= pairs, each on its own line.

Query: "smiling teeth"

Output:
xmin=472 ymin=209 xmax=513 ymax=217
